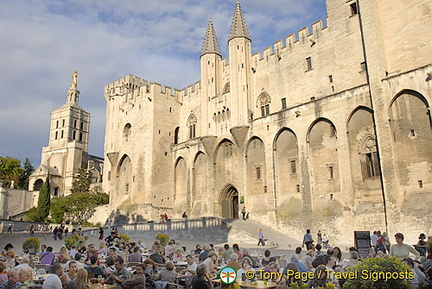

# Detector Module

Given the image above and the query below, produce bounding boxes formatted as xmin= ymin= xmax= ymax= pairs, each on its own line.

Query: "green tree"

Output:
xmin=37 ymin=174 xmax=51 ymax=221
xmin=19 ymin=158 xmax=34 ymax=189
xmin=50 ymin=169 xmax=109 ymax=224
xmin=0 ymin=156 xmax=24 ymax=188
xmin=70 ymin=168 xmax=91 ymax=194
xmin=50 ymin=196 xmax=69 ymax=223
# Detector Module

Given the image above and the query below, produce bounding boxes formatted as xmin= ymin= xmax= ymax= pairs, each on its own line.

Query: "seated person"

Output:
xmin=74 ymin=253 xmax=85 ymax=270
xmin=104 ymin=256 xmax=116 ymax=275
xmin=121 ymin=264 xmax=146 ymax=289
xmin=237 ymin=258 xmax=255 ymax=279
xmin=149 ymin=246 xmax=166 ymax=267
xmin=227 ymin=253 xmax=241 ymax=271
xmin=191 ymin=264 xmax=214 ymax=289
xmin=0 ymin=268 xmax=21 ymax=289
xmin=40 ymin=247 xmax=56 ymax=270
xmin=85 ymin=255 xmax=105 ymax=279
xmin=43 ymin=263 xmax=64 ymax=289
xmin=105 ymin=257 xmax=131 ymax=286
xmin=179 ymin=255 xmax=197 ymax=287
xmin=203 ymin=252 xmax=218 ymax=275
xmin=17 ymin=266 xmax=35 ymax=289
xmin=143 ymin=259 xmax=157 ymax=289
xmin=67 ymin=268 xmax=89 ymax=289
xmin=199 ymin=245 xmax=210 ymax=262
xmin=261 ymin=250 xmax=275 ymax=267
xmin=128 ymin=247 xmax=142 ymax=263
xmin=240 ymin=249 xmax=257 ymax=267
xmin=156 ymin=261 xmax=177 ymax=283
xmin=172 ymin=249 xmax=186 ymax=263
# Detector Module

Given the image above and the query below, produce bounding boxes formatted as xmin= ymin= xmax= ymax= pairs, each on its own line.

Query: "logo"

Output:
xmin=219 ymin=266 xmax=237 ymax=285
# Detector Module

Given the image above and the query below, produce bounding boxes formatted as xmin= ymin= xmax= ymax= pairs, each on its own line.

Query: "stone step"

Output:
xmin=222 ymin=218 xmax=301 ymax=248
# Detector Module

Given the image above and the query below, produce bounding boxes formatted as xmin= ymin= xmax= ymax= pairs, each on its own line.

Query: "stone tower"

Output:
xmin=29 ymin=71 xmax=102 ymax=197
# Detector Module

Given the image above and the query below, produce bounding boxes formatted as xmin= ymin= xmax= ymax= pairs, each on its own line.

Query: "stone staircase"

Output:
xmin=222 ymin=218 xmax=301 ymax=249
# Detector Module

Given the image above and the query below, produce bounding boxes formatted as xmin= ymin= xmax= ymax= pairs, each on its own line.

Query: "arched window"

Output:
xmin=123 ymin=123 xmax=132 ymax=142
xmin=174 ymin=127 xmax=180 ymax=144
xmin=359 ymin=136 xmax=380 ymax=179
xmin=257 ymin=92 xmax=271 ymax=117
xmin=187 ymin=115 xmax=197 ymax=139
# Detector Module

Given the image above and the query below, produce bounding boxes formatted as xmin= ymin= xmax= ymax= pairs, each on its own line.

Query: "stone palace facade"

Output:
xmin=102 ymin=0 xmax=432 ymax=238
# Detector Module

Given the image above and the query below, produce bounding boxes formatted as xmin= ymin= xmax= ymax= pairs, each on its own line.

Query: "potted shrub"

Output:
xmin=23 ymin=237 xmax=40 ymax=254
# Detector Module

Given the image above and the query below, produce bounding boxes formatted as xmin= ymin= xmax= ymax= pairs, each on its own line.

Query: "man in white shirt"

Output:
xmin=42 ymin=263 xmax=63 ymax=289
xmin=371 ymin=231 xmax=378 ymax=249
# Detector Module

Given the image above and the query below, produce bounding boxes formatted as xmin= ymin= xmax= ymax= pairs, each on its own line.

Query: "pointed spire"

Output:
xmin=201 ymin=18 xmax=221 ymax=57
xmin=228 ymin=1 xmax=251 ymax=41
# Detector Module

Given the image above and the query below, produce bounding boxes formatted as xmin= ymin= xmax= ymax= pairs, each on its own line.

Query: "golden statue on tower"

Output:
xmin=71 ymin=70 xmax=78 ymax=89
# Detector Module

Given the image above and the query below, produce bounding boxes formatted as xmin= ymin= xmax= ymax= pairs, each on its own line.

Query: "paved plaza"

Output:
xmin=0 ymin=229 xmax=354 ymax=262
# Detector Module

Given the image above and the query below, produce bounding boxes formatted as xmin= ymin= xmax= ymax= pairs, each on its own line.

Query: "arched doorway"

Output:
xmin=221 ymin=185 xmax=239 ymax=218
xmin=33 ymin=179 xmax=43 ymax=191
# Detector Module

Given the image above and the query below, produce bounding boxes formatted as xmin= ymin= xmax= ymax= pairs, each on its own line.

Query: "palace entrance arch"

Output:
xmin=220 ymin=185 xmax=239 ymax=218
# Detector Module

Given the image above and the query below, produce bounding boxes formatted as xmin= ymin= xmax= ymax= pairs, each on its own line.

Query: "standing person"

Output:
xmin=98 ymin=227 xmax=104 ymax=241
xmin=371 ymin=231 xmax=378 ymax=250
xmin=258 ymin=229 xmax=265 ymax=246
xmin=7 ymin=223 xmax=12 ymax=234
xmin=241 ymin=207 xmax=246 ymax=220
xmin=317 ymin=230 xmax=322 ymax=244
xmin=53 ymin=227 xmax=58 ymax=240
xmin=182 ymin=212 xmax=188 ymax=219
xmin=29 ymin=224 xmax=35 ymax=235
xmin=302 ymin=229 xmax=314 ymax=250
xmin=114 ymin=227 xmax=119 ymax=237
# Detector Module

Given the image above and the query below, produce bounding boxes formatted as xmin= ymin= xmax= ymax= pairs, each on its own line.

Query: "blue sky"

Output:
xmin=0 ymin=0 xmax=327 ymax=167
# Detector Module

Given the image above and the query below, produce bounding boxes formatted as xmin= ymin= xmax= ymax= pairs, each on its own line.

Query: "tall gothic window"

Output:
xmin=360 ymin=136 xmax=381 ymax=180
xmin=257 ymin=92 xmax=271 ymax=117
xmin=187 ymin=114 xmax=197 ymax=139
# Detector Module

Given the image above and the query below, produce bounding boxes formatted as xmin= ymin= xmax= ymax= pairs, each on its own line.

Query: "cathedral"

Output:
xmin=29 ymin=71 xmax=103 ymax=198
xmin=74 ymin=0 xmax=432 ymax=238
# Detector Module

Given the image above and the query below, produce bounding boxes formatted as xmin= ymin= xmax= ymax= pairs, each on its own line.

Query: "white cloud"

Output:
xmin=0 ymin=0 xmax=326 ymax=166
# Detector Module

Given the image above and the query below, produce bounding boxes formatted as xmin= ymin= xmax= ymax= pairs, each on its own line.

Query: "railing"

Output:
xmin=0 ymin=219 xmax=50 ymax=233
xmin=86 ymin=217 xmax=223 ymax=235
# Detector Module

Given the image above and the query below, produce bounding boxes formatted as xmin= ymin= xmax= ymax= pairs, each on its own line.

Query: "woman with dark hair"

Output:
xmin=143 ymin=259 xmax=157 ymax=289
xmin=233 ymin=244 xmax=242 ymax=260
xmin=1 ymin=244 xmax=13 ymax=258
xmin=389 ymin=233 xmax=420 ymax=260
xmin=415 ymin=233 xmax=427 ymax=257
xmin=261 ymin=250 xmax=274 ymax=267
xmin=332 ymin=247 xmax=342 ymax=267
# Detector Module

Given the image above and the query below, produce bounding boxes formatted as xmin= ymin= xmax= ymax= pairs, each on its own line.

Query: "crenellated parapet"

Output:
xmin=104 ymin=74 xmax=191 ymax=103
xmin=250 ymin=18 xmax=327 ymax=66
xmin=182 ymin=81 xmax=202 ymax=100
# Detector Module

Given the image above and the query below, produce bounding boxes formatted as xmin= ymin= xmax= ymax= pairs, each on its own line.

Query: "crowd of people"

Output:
xmin=0 ymin=228 xmax=431 ymax=289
